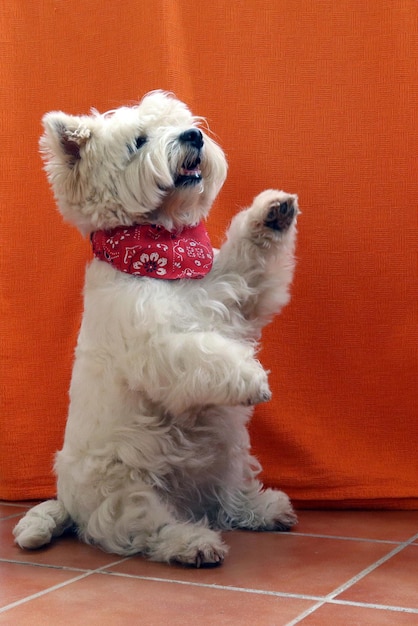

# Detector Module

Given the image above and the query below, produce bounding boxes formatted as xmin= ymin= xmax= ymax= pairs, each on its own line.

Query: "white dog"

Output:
xmin=14 ymin=91 xmax=299 ymax=567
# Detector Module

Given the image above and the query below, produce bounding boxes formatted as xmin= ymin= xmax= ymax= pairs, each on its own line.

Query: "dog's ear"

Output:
xmin=40 ymin=112 xmax=92 ymax=165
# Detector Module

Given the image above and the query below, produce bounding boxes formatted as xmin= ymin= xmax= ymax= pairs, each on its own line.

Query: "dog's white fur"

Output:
xmin=14 ymin=91 xmax=299 ymax=567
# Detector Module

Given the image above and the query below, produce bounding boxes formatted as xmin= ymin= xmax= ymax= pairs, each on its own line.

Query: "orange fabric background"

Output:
xmin=1 ymin=1 xmax=417 ymax=507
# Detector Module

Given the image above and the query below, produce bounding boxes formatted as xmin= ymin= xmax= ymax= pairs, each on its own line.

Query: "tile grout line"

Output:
xmin=328 ymin=597 xmax=418 ymax=615
xmin=0 ymin=572 xmax=94 ymax=614
xmin=97 ymin=565 xmax=418 ymax=614
xmin=0 ymin=513 xmax=30 ymax=522
xmin=0 ymin=556 xmax=130 ymax=615
xmin=1 ymin=528 xmax=417 ymax=618
xmin=2 ymin=558 xmax=417 ymax=616
xmin=100 ymin=569 xmax=326 ymax=602
xmin=0 ymin=513 xmax=34 ymax=524
xmin=2 ymin=549 xmax=418 ymax=618
xmin=0 ymin=503 xmax=34 ymax=508
xmin=324 ymin=531 xmax=418 ymax=600
xmin=0 ymin=557 xmax=93 ymax=573
xmin=289 ymin=531 xmax=402 ymax=545
xmin=283 ymin=531 xmax=418 ymax=626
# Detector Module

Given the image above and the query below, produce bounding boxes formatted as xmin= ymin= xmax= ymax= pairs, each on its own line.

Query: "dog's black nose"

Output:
xmin=179 ymin=128 xmax=204 ymax=149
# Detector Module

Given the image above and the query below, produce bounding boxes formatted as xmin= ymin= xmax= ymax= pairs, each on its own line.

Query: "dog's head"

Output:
xmin=40 ymin=91 xmax=228 ymax=234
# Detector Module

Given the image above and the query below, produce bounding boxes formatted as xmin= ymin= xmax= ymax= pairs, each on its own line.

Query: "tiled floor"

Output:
xmin=1 ymin=502 xmax=417 ymax=625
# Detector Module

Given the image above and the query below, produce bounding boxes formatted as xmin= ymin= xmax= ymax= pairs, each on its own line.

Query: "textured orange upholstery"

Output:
xmin=1 ymin=1 xmax=417 ymax=507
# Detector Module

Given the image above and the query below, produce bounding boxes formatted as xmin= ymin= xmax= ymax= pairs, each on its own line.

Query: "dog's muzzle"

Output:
xmin=175 ymin=128 xmax=203 ymax=187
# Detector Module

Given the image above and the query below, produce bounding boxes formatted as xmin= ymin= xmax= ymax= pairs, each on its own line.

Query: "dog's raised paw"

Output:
xmin=245 ymin=189 xmax=298 ymax=243
xmin=264 ymin=198 xmax=297 ymax=232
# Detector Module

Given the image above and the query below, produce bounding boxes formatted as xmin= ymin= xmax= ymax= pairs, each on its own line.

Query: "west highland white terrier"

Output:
xmin=14 ymin=91 xmax=299 ymax=567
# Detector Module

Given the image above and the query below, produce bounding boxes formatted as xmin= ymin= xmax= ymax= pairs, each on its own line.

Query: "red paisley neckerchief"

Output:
xmin=91 ymin=222 xmax=213 ymax=280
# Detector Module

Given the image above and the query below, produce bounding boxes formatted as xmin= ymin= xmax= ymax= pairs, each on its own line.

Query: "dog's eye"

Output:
xmin=127 ymin=136 xmax=147 ymax=157
xmin=134 ymin=136 xmax=147 ymax=150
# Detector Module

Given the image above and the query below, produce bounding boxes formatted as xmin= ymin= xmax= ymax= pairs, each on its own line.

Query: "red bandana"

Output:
xmin=91 ymin=222 xmax=214 ymax=280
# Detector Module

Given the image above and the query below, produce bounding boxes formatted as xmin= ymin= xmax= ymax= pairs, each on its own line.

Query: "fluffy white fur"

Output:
xmin=14 ymin=91 xmax=299 ymax=567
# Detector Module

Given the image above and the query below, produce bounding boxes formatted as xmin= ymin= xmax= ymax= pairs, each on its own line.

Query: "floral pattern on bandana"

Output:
xmin=132 ymin=252 xmax=168 ymax=276
xmin=91 ymin=223 xmax=213 ymax=280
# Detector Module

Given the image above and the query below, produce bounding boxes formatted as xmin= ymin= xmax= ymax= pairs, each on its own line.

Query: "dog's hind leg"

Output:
xmin=216 ymin=480 xmax=297 ymax=533
xmin=145 ymin=521 xmax=228 ymax=567
xmin=211 ymin=448 xmax=297 ymax=533
xmin=83 ymin=488 xmax=228 ymax=567
xmin=13 ymin=499 xmax=73 ymax=549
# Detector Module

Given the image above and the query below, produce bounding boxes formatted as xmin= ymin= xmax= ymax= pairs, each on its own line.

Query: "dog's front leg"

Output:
xmin=210 ymin=189 xmax=299 ymax=328
xmin=125 ymin=331 xmax=271 ymax=415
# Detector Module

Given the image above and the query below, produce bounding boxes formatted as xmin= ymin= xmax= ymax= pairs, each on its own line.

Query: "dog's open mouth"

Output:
xmin=175 ymin=157 xmax=202 ymax=187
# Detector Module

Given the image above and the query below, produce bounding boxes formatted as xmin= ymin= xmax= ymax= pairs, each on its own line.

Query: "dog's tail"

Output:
xmin=13 ymin=499 xmax=73 ymax=549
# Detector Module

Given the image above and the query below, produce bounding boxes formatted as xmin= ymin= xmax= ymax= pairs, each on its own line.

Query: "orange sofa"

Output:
xmin=1 ymin=0 xmax=417 ymax=508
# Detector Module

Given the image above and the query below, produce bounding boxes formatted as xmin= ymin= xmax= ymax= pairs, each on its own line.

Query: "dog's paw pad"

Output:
xmin=264 ymin=199 xmax=296 ymax=232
